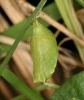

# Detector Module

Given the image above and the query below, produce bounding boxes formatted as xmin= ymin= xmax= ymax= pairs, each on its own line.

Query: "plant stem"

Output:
xmin=43 ymin=82 xmax=60 ymax=89
xmin=0 ymin=0 xmax=47 ymax=76
xmin=11 ymin=83 xmax=60 ymax=100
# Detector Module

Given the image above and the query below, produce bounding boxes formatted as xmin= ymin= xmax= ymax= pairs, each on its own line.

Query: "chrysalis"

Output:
xmin=30 ymin=19 xmax=58 ymax=83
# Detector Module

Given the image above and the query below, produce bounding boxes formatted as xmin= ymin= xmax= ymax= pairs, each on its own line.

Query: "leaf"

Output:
xmin=72 ymin=96 xmax=84 ymax=100
xmin=2 ymin=19 xmax=33 ymax=41
xmin=38 ymin=1 xmax=80 ymax=26
xmin=0 ymin=2 xmax=60 ymax=56
xmin=2 ymin=68 xmax=44 ymax=100
xmin=0 ymin=1 xmax=81 ymax=56
xmin=11 ymin=84 xmax=49 ymax=100
xmin=50 ymin=71 xmax=84 ymax=100
xmin=54 ymin=0 xmax=84 ymax=63
xmin=11 ymin=95 xmax=26 ymax=100
xmin=0 ymin=43 xmax=11 ymax=56
xmin=1 ymin=1 xmax=80 ymax=39
xmin=30 ymin=20 xmax=58 ymax=83
xmin=0 ymin=0 xmax=47 ymax=76
xmin=76 ymin=0 xmax=84 ymax=7
xmin=38 ymin=2 xmax=61 ymax=26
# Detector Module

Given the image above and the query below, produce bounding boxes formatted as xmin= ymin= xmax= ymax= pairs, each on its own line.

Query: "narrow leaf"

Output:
xmin=11 ymin=95 xmax=26 ymax=100
xmin=76 ymin=0 xmax=84 ymax=7
xmin=54 ymin=0 xmax=84 ymax=63
xmin=0 ymin=0 xmax=47 ymax=76
xmin=2 ymin=68 xmax=44 ymax=100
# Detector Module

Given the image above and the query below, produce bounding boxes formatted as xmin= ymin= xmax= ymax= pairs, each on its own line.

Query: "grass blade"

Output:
xmin=76 ymin=0 xmax=84 ymax=7
xmin=55 ymin=0 xmax=84 ymax=63
xmin=0 ymin=0 xmax=47 ymax=76
xmin=2 ymin=68 xmax=44 ymax=100
xmin=11 ymin=82 xmax=60 ymax=100
xmin=11 ymin=95 xmax=26 ymax=100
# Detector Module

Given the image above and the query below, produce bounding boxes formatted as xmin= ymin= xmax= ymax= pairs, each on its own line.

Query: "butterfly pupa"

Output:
xmin=30 ymin=19 xmax=58 ymax=83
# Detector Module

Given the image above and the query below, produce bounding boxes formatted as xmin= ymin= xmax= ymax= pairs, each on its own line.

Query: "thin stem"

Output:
xmin=33 ymin=84 xmax=48 ymax=92
xmin=11 ymin=83 xmax=60 ymax=100
xmin=43 ymin=82 xmax=60 ymax=89
xmin=0 ymin=0 xmax=47 ymax=76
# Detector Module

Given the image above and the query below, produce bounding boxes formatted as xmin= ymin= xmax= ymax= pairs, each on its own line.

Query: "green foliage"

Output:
xmin=0 ymin=24 xmax=33 ymax=56
xmin=54 ymin=0 xmax=84 ymax=63
xmin=0 ymin=2 xmax=60 ymax=57
xmin=0 ymin=1 xmax=80 ymax=56
xmin=30 ymin=19 xmax=58 ymax=83
xmin=50 ymin=71 xmax=84 ymax=100
xmin=11 ymin=94 xmax=26 ymax=100
xmin=2 ymin=68 xmax=44 ymax=100
xmin=76 ymin=0 xmax=84 ymax=7
xmin=0 ymin=43 xmax=11 ymax=56
xmin=0 ymin=0 xmax=83 ymax=99
xmin=0 ymin=0 xmax=47 ymax=76
xmin=11 ymin=82 xmax=59 ymax=100
xmin=2 ymin=19 xmax=33 ymax=41
xmin=72 ymin=96 xmax=84 ymax=100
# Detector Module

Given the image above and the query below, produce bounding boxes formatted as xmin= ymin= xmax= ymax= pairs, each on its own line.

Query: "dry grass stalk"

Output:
xmin=62 ymin=68 xmax=72 ymax=81
xmin=11 ymin=48 xmax=55 ymax=99
xmin=42 ymin=87 xmax=55 ymax=100
xmin=59 ymin=53 xmax=84 ymax=69
xmin=12 ymin=49 xmax=34 ymax=87
xmin=1 ymin=0 xmax=25 ymax=24
xmin=58 ymin=46 xmax=84 ymax=68
xmin=58 ymin=56 xmax=70 ymax=70
xmin=9 ymin=63 xmax=26 ymax=84
xmin=17 ymin=1 xmax=84 ymax=46
xmin=40 ymin=12 xmax=84 ymax=46
xmin=58 ymin=47 xmax=75 ymax=58
xmin=0 ymin=35 xmax=30 ymax=51
xmin=0 ymin=14 xmax=10 ymax=32
xmin=16 ymin=0 xmax=35 ymax=16
xmin=58 ymin=56 xmax=73 ymax=80
xmin=54 ymin=30 xmax=60 ymax=38
xmin=76 ymin=9 xmax=84 ymax=27
xmin=69 ymin=0 xmax=84 ymax=40
xmin=58 ymin=37 xmax=71 ymax=47
xmin=0 ymin=0 xmax=84 ymax=99
xmin=0 ymin=78 xmax=13 ymax=99
xmin=0 ymin=23 xmax=4 ymax=33
xmin=42 ymin=78 xmax=56 ymax=99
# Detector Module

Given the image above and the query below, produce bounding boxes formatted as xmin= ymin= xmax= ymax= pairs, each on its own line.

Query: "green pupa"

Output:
xmin=30 ymin=19 xmax=58 ymax=83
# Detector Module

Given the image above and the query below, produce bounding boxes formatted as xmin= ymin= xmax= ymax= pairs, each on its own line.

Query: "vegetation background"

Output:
xmin=0 ymin=0 xmax=84 ymax=100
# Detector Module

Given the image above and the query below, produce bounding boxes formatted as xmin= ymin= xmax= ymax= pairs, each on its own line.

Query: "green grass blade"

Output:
xmin=0 ymin=1 xmax=81 ymax=56
xmin=11 ymin=95 xmax=26 ymax=100
xmin=54 ymin=0 xmax=84 ymax=63
xmin=1 ymin=1 xmax=80 ymax=40
xmin=11 ymin=82 xmax=60 ymax=100
xmin=0 ymin=43 xmax=11 ymax=56
xmin=11 ymin=85 xmax=48 ymax=100
xmin=0 ymin=0 xmax=47 ymax=76
xmin=2 ymin=18 xmax=33 ymax=41
xmin=76 ymin=0 xmax=84 ymax=7
xmin=2 ymin=68 xmax=44 ymax=100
